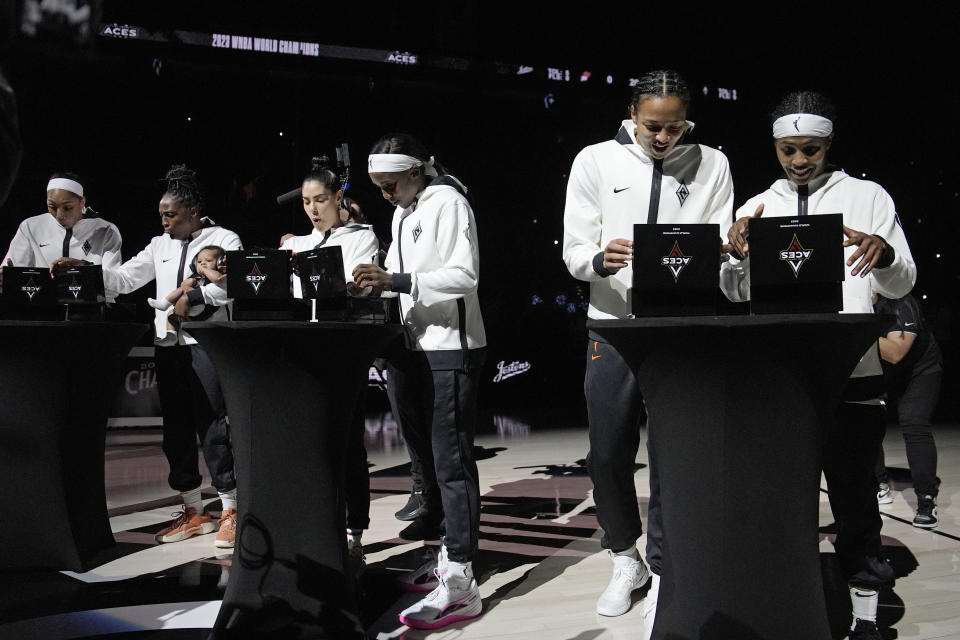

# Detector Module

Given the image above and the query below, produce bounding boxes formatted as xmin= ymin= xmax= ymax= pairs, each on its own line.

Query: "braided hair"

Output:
xmin=771 ymin=91 xmax=837 ymax=132
xmin=629 ymin=70 xmax=691 ymax=113
xmin=302 ymin=155 xmax=346 ymax=193
xmin=161 ymin=164 xmax=204 ymax=214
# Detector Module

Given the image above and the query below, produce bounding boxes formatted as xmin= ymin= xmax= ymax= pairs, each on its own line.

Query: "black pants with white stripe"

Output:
xmin=385 ymin=348 xmax=483 ymax=563
xmin=584 ymin=335 xmax=663 ymax=573
xmin=155 ymin=344 xmax=236 ymax=494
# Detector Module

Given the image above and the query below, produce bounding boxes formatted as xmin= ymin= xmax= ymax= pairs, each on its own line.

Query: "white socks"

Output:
xmin=850 ymin=586 xmax=878 ymax=628
xmin=219 ymin=488 xmax=237 ymax=512
xmin=614 ymin=545 xmax=641 ymax=560
xmin=181 ymin=487 xmax=203 ymax=513
xmin=148 ymin=297 xmax=172 ymax=310
xmin=346 ymin=528 xmax=362 ymax=544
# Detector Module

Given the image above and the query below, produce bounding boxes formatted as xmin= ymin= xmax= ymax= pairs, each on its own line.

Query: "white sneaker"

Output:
xmin=596 ymin=550 xmax=650 ymax=616
xmin=877 ymin=483 xmax=893 ymax=505
xmin=399 ymin=557 xmax=482 ymax=629
xmin=397 ymin=546 xmax=446 ymax=592
xmin=641 ymin=573 xmax=660 ymax=640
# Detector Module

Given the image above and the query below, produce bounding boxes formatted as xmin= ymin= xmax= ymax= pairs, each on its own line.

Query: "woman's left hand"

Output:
xmin=49 ymin=257 xmax=86 ymax=275
xmin=842 ymin=225 xmax=886 ymax=278
xmin=353 ymin=264 xmax=393 ymax=290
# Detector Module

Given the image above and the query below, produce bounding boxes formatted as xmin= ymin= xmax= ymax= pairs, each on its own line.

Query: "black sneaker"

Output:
xmin=395 ymin=491 xmax=426 ymax=521
xmin=913 ymin=495 xmax=938 ymax=529
xmin=849 ymin=618 xmax=881 ymax=640
xmin=849 ymin=556 xmax=895 ymax=586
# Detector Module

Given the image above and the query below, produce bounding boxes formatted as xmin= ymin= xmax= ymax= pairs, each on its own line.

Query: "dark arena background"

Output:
xmin=1 ymin=2 xmax=959 ymax=639
xmin=2 ymin=2 xmax=958 ymax=418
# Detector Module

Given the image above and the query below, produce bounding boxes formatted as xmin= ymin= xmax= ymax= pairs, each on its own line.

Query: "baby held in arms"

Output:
xmin=149 ymin=245 xmax=226 ymax=330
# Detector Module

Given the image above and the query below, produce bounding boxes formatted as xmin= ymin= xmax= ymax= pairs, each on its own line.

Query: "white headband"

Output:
xmin=367 ymin=153 xmax=439 ymax=177
xmin=47 ymin=178 xmax=84 ymax=197
xmin=773 ymin=113 xmax=833 ymax=139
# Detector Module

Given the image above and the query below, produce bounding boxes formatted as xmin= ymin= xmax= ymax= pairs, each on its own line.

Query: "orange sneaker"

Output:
xmin=155 ymin=507 xmax=215 ymax=543
xmin=215 ymin=508 xmax=237 ymax=548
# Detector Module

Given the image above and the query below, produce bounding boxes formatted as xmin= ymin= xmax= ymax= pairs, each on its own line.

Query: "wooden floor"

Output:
xmin=1 ymin=413 xmax=958 ymax=639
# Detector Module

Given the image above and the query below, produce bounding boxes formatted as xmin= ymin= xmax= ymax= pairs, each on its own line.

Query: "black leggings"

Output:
xmin=875 ymin=371 xmax=941 ymax=498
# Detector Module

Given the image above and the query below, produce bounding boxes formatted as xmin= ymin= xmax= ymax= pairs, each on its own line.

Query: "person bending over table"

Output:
xmin=58 ymin=165 xmax=243 ymax=549
xmin=354 ymin=133 xmax=486 ymax=630
xmin=722 ymin=90 xmax=916 ymax=640
xmin=562 ymin=69 xmax=733 ymax=638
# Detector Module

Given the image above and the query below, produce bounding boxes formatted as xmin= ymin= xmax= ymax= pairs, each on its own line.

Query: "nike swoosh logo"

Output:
xmin=905 ymin=322 xmax=916 ymax=327
xmin=591 ymin=354 xmax=602 ymax=360
xmin=39 ymin=243 xmax=49 ymax=247
xmin=613 ymin=187 xmax=630 ymax=193
xmin=162 ymin=258 xmax=172 ymax=263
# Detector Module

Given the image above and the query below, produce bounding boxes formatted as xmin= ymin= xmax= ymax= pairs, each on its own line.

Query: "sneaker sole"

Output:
xmin=877 ymin=497 xmax=893 ymax=504
xmin=399 ymin=607 xmax=482 ymax=630
xmin=156 ymin=521 xmax=215 ymax=544
xmin=214 ymin=538 xmax=235 ymax=548
xmin=913 ymin=520 xmax=938 ymax=529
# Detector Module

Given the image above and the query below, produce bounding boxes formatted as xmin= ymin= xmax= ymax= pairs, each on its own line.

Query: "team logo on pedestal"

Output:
xmin=661 ymin=241 xmax=692 ymax=283
xmin=246 ymin=264 xmax=267 ymax=294
xmin=779 ymin=234 xmax=813 ymax=278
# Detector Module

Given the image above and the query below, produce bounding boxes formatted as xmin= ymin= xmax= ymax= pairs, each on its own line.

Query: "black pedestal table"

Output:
xmin=588 ymin=313 xmax=886 ymax=640
xmin=0 ymin=321 xmax=148 ymax=571
xmin=184 ymin=321 xmax=402 ymax=638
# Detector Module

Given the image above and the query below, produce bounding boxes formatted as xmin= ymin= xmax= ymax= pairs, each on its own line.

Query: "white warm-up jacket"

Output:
xmin=563 ymin=119 xmax=734 ymax=319
xmin=385 ymin=176 xmax=486 ymax=369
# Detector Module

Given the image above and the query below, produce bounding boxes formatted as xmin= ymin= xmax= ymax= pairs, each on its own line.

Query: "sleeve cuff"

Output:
xmin=592 ymin=251 xmax=614 ymax=278
xmin=186 ymin=287 xmax=205 ymax=307
xmin=873 ymin=235 xmax=896 ymax=269
xmin=392 ymin=272 xmax=412 ymax=294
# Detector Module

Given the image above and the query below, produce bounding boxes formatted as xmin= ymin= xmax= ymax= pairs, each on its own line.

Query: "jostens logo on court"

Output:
xmin=246 ymin=263 xmax=267 ymax=294
xmin=661 ymin=241 xmax=692 ymax=283
xmin=779 ymin=234 xmax=813 ymax=278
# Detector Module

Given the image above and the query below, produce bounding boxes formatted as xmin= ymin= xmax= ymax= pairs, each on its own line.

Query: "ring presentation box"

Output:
xmin=226 ymin=249 xmax=306 ymax=320
xmin=632 ymin=223 xmax=720 ymax=317
xmin=749 ymin=214 xmax=843 ymax=314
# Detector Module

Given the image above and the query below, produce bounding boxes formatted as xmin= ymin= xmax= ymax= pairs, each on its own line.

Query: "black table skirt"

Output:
xmin=589 ymin=313 xmax=887 ymax=640
xmin=0 ymin=321 xmax=148 ymax=571
xmin=184 ymin=321 xmax=402 ymax=639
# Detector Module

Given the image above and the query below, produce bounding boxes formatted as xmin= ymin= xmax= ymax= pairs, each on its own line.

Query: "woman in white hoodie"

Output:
xmin=354 ymin=133 xmax=486 ymax=630
xmin=722 ymin=90 xmax=916 ymax=640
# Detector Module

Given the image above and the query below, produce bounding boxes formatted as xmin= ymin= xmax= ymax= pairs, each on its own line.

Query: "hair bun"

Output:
xmin=310 ymin=155 xmax=332 ymax=172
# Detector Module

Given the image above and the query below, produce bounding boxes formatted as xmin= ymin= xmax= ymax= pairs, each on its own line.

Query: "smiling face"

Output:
xmin=158 ymin=194 xmax=201 ymax=240
xmin=630 ymin=95 xmax=689 ymax=160
xmin=775 ymin=136 xmax=832 ymax=185
xmin=47 ymin=188 xmax=85 ymax=229
xmin=301 ymin=180 xmax=344 ymax=233
xmin=369 ymin=166 xmax=426 ymax=209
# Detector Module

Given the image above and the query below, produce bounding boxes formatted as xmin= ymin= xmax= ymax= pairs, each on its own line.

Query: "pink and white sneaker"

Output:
xmin=398 ymin=556 xmax=481 ymax=629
